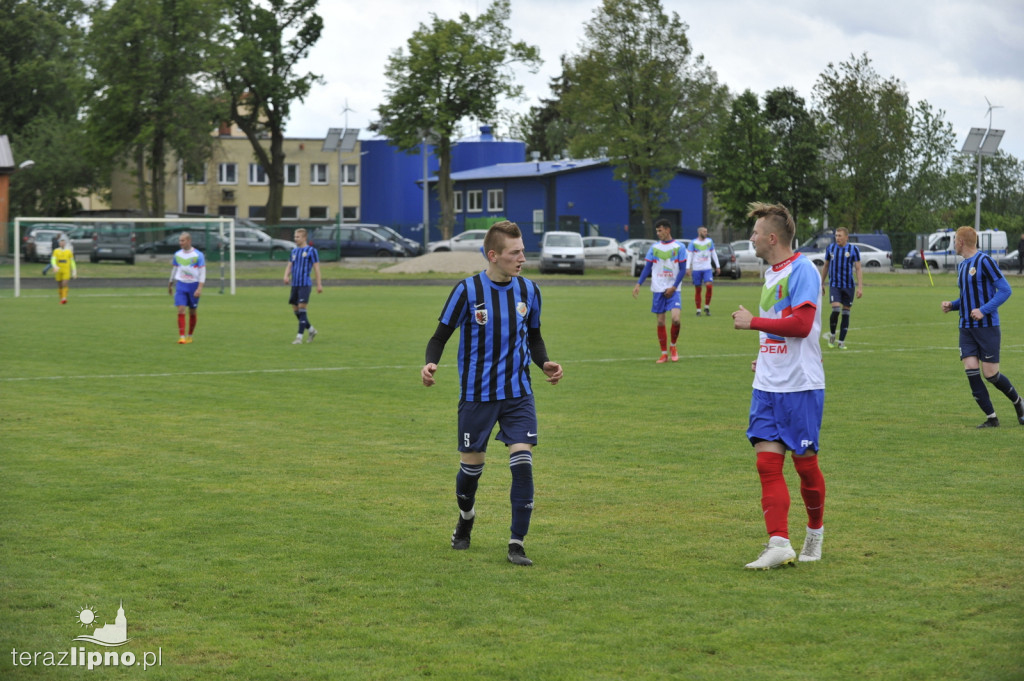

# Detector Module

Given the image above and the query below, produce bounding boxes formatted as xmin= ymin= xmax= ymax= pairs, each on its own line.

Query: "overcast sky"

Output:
xmin=284 ymin=0 xmax=1024 ymax=161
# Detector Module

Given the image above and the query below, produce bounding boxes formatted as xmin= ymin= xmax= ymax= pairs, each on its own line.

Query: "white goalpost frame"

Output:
xmin=12 ymin=217 xmax=237 ymax=298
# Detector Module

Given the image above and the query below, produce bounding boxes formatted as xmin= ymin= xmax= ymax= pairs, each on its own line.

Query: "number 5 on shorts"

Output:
xmin=463 ymin=432 xmax=470 ymax=448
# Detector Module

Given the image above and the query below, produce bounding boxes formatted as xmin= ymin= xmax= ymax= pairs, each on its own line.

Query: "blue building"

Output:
xmin=360 ymin=125 xmax=707 ymax=252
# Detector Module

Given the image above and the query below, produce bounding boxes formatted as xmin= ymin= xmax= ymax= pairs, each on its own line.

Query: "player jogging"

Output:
xmin=51 ymin=235 xmax=77 ymax=304
xmin=732 ymin=202 xmax=827 ymax=570
xmin=284 ymin=227 xmax=323 ymax=344
xmin=168 ymin=232 xmax=205 ymax=344
xmin=632 ymin=219 xmax=687 ymax=363
xmin=688 ymin=226 xmax=720 ymax=316
xmin=820 ymin=227 xmax=863 ymax=349
xmin=421 ymin=220 xmax=563 ymax=566
xmin=941 ymin=225 xmax=1024 ymax=428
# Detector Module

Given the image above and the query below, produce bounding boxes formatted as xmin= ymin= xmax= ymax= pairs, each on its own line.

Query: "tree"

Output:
xmin=560 ymin=0 xmax=727 ymax=237
xmin=812 ymin=53 xmax=955 ymax=236
xmin=374 ymin=0 xmax=540 ymax=239
xmin=946 ymin=150 xmax=1024 ymax=235
xmin=216 ymin=0 xmax=323 ymax=225
xmin=513 ymin=56 xmax=579 ymax=161
xmin=0 ymin=0 xmax=96 ymax=217
xmin=706 ymin=90 xmax=773 ymax=231
xmin=87 ymin=0 xmax=224 ymax=217
xmin=762 ymin=87 xmax=826 ymax=231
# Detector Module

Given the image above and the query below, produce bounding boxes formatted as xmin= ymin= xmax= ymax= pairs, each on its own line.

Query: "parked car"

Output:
xmin=361 ymin=224 xmax=423 ymax=256
xmin=806 ymin=242 xmax=891 ymax=269
xmin=538 ymin=231 xmax=585 ymax=274
xmin=717 ymin=243 xmax=742 ymax=279
xmin=428 ymin=229 xmax=489 ymax=253
xmin=582 ymin=236 xmax=623 ymax=264
xmin=626 ymin=239 xmax=657 ymax=276
xmin=22 ymin=227 xmax=66 ymax=262
xmin=90 ymin=222 xmax=137 ymax=264
xmin=310 ymin=225 xmax=405 ymax=257
xmin=731 ymin=240 xmax=763 ymax=268
xmin=229 ymin=227 xmax=295 ymax=258
xmin=998 ymin=249 xmax=1020 ymax=271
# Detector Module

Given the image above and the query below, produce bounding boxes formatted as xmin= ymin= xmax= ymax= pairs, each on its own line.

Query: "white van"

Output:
xmin=917 ymin=228 xmax=1007 ymax=270
xmin=539 ymin=231 xmax=585 ymax=274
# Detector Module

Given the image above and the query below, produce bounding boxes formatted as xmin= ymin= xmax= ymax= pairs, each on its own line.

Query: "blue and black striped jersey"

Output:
xmin=824 ymin=243 xmax=860 ymax=289
xmin=438 ymin=272 xmax=542 ymax=402
xmin=289 ymin=245 xmax=319 ymax=286
xmin=955 ymin=252 xmax=1008 ymax=328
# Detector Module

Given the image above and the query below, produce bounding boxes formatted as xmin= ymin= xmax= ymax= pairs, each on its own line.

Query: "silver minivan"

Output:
xmin=539 ymin=231 xmax=585 ymax=274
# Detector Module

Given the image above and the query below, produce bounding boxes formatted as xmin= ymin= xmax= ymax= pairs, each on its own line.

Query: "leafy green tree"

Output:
xmin=762 ymin=87 xmax=826 ymax=232
xmin=513 ymin=56 xmax=579 ymax=161
xmin=560 ymin=0 xmax=727 ymax=237
xmin=0 ymin=0 xmax=96 ymax=218
xmin=216 ymin=0 xmax=323 ymax=225
xmin=812 ymin=53 xmax=956 ymax=237
xmin=946 ymin=150 xmax=1024 ymax=235
xmin=706 ymin=90 xmax=772 ymax=231
xmin=375 ymin=0 xmax=540 ymax=238
xmin=87 ymin=0 xmax=223 ymax=217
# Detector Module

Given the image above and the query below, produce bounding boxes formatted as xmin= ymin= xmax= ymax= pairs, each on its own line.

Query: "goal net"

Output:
xmin=12 ymin=216 xmax=239 ymax=298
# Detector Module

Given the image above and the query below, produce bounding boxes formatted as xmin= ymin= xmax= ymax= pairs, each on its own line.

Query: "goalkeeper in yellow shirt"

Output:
xmin=51 ymin=235 xmax=77 ymax=304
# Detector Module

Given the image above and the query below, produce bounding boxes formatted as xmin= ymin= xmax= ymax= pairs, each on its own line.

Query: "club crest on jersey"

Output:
xmin=474 ymin=306 xmax=489 ymax=325
xmin=969 ymin=267 xmax=977 ymax=276
xmin=516 ymin=302 xmax=528 ymax=317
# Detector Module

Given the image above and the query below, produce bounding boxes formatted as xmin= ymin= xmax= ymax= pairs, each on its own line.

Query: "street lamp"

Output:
xmin=322 ymin=127 xmax=359 ymax=225
xmin=960 ymin=100 xmax=1004 ymax=232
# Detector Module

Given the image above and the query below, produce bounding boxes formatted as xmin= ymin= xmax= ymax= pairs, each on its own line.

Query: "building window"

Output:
xmin=309 ymin=206 xmax=328 ymax=220
xmin=467 ymin=190 xmax=483 ymax=213
xmin=186 ymin=205 xmax=207 ymax=215
xmin=341 ymin=164 xmax=358 ymax=185
xmin=218 ymin=205 xmax=237 ymax=217
xmin=249 ymin=164 xmax=268 ymax=185
xmin=532 ymin=209 xmax=544 ymax=234
xmin=285 ymin=164 xmax=300 ymax=186
xmin=487 ymin=189 xmax=504 ymax=212
xmin=453 ymin=191 xmax=463 ymax=213
xmin=281 ymin=206 xmax=298 ymax=220
xmin=186 ymin=166 xmax=207 ymax=184
xmin=249 ymin=205 xmax=266 ymax=219
xmin=218 ymin=163 xmax=237 ymax=185
xmin=311 ymin=164 xmax=328 ymax=185
xmin=342 ymin=206 xmax=358 ymax=220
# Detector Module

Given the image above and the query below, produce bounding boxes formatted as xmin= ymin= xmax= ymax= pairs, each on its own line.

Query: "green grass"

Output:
xmin=2 ymin=274 xmax=1023 ymax=680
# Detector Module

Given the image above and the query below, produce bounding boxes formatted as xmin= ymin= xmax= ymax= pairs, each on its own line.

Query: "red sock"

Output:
xmin=670 ymin=322 xmax=680 ymax=344
xmin=177 ymin=313 xmax=186 ymax=336
xmin=189 ymin=313 xmax=197 ymax=335
xmin=694 ymin=288 xmax=702 ymax=310
xmin=793 ymin=454 xmax=826 ymax=530
xmin=657 ymin=325 xmax=667 ymax=352
xmin=704 ymin=284 xmax=713 ymax=306
xmin=755 ymin=451 xmax=789 ymax=539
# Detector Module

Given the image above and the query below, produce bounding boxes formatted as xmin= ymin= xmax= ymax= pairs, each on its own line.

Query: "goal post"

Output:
xmin=12 ymin=216 xmax=238 ymax=297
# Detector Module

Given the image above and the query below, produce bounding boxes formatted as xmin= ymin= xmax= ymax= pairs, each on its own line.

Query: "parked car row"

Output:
xmin=803 ymin=242 xmax=892 ymax=269
xmin=21 ymin=223 xmax=137 ymax=264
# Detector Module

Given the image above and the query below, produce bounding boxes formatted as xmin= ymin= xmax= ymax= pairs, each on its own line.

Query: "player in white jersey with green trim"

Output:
xmin=732 ymin=202 xmax=827 ymax=570
xmin=688 ymin=226 xmax=720 ymax=316
xmin=632 ymin=219 xmax=688 ymax=363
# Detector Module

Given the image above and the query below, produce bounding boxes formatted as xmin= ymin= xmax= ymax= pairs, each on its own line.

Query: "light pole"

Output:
xmin=322 ymin=126 xmax=359 ymax=226
xmin=960 ymin=99 xmax=1004 ymax=232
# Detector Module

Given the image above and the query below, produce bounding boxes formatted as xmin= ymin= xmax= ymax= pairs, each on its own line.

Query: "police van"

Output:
xmin=909 ymin=228 xmax=1008 ymax=270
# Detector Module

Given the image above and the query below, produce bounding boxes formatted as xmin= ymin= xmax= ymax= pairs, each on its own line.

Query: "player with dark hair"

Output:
xmin=732 ymin=202 xmax=827 ymax=569
xmin=941 ymin=226 xmax=1024 ymax=427
xmin=284 ymin=227 xmax=323 ymax=344
xmin=820 ymin=227 xmax=863 ymax=349
xmin=632 ymin=219 xmax=687 ymax=363
xmin=421 ymin=220 xmax=563 ymax=566
xmin=168 ymin=232 xmax=205 ymax=344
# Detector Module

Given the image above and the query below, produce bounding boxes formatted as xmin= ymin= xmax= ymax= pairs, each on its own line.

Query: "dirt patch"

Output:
xmin=379 ymin=251 xmax=487 ymax=275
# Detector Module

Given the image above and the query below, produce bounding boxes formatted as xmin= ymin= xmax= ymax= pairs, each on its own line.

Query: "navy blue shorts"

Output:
xmin=457 ymin=394 xmax=538 ymax=453
xmin=829 ymin=286 xmax=855 ymax=307
xmin=289 ymin=285 xmax=312 ymax=306
xmin=959 ymin=326 xmax=1001 ymax=363
xmin=746 ymin=388 xmax=824 ymax=455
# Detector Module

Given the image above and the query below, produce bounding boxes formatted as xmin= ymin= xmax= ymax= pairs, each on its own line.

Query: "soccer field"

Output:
xmin=2 ymin=273 xmax=1022 ymax=680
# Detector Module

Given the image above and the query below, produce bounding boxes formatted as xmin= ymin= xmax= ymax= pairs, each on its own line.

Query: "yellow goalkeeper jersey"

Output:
xmin=51 ymin=247 xmax=76 ymax=280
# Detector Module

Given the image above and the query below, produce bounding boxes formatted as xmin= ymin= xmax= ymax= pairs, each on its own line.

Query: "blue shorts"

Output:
xmin=692 ymin=270 xmax=714 ymax=286
xmin=829 ymin=286 xmax=855 ymax=307
xmin=174 ymin=282 xmax=201 ymax=309
xmin=959 ymin=326 xmax=1001 ymax=363
xmin=746 ymin=389 xmax=824 ymax=455
xmin=651 ymin=290 xmax=682 ymax=314
xmin=289 ymin=285 xmax=312 ymax=306
xmin=457 ymin=394 xmax=538 ymax=453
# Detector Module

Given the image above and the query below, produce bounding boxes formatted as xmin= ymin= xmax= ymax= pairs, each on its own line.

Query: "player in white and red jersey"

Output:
xmin=732 ymin=202 xmax=827 ymax=570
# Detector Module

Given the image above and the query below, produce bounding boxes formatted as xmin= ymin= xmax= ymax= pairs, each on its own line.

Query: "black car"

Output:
xmin=716 ymin=243 xmax=741 ymax=280
xmin=361 ymin=224 xmax=423 ymax=256
xmin=310 ymin=225 xmax=406 ymax=257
